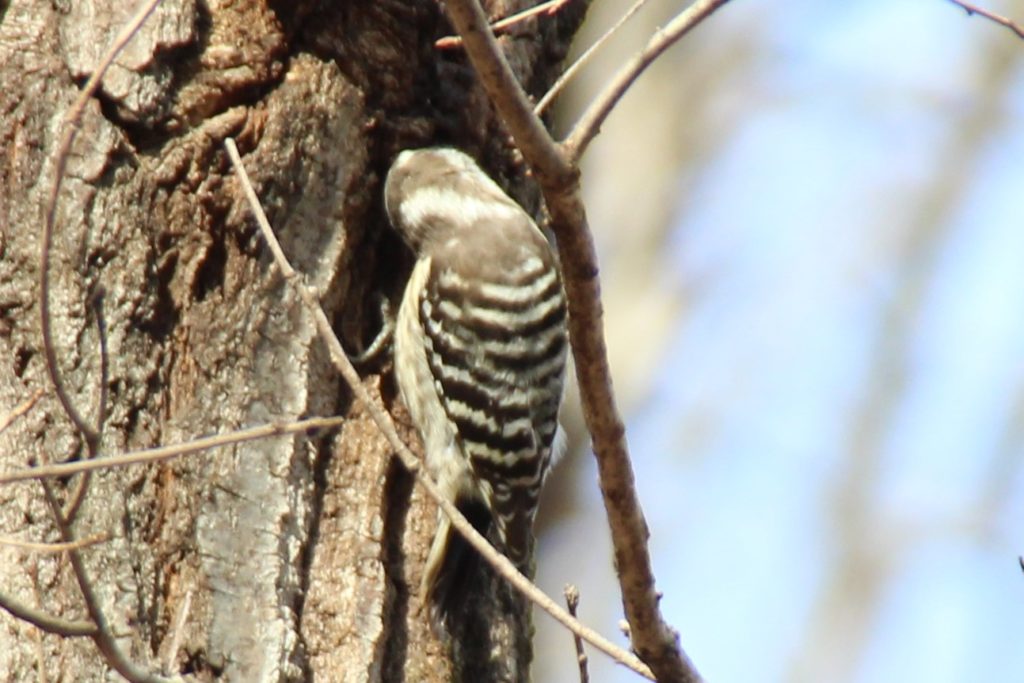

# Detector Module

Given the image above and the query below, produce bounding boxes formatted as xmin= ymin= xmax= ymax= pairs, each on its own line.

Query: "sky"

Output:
xmin=534 ymin=1 xmax=1024 ymax=681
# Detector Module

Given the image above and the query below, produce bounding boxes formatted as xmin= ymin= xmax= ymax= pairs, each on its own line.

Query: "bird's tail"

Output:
xmin=421 ymin=497 xmax=492 ymax=628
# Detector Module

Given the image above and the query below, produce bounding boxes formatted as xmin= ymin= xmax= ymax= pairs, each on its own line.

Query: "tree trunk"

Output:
xmin=0 ymin=1 xmax=586 ymax=680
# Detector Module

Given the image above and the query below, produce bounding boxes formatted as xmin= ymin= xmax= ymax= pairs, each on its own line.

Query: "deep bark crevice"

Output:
xmin=380 ymin=456 xmax=415 ymax=682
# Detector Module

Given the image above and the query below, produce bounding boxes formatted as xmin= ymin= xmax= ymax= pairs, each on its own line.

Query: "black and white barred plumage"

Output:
xmin=384 ymin=148 xmax=568 ymax=619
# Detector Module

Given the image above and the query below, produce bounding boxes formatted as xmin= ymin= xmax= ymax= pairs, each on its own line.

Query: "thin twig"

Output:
xmin=41 ymin=0 xmax=164 ymax=452
xmin=61 ymin=467 xmax=91 ymax=524
xmin=535 ymin=0 xmax=653 ymax=116
xmin=0 ymin=589 xmax=98 ymax=637
xmin=443 ymin=0 xmax=575 ymax=182
xmin=62 ymin=289 xmax=113 ymax=522
xmin=224 ymin=138 xmax=656 ymax=682
xmin=436 ymin=0 xmax=572 ymax=48
xmin=947 ymin=0 xmax=1024 ymax=38
xmin=563 ymin=0 xmax=731 ymax=163
xmin=0 ymin=390 xmax=44 ymax=435
xmin=34 ymin=1 xmax=172 ymax=679
xmin=564 ymin=584 xmax=590 ymax=683
xmin=0 ymin=533 xmax=110 ymax=553
xmin=39 ymin=478 xmax=171 ymax=682
xmin=442 ymin=2 xmax=704 ymax=680
xmin=0 ymin=415 xmax=346 ymax=485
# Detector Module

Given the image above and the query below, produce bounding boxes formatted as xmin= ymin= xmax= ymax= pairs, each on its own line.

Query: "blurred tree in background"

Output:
xmin=536 ymin=1 xmax=1024 ymax=681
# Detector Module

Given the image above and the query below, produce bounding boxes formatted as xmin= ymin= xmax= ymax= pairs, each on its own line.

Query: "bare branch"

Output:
xmin=564 ymin=584 xmax=590 ymax=683
xmin=38 ymin=479 xmax=173 ymax=682
xmin=947 ymin=0 xmax=1024 ymax=38
xmin=224 ymin=138 xmax=656 ymax=681
xmin=436 ymin=0 xmax=572 ymax=49
xmin=41 ymin=0 xmax=165 ymax=452
xmin=60 ymin=288 xmax=113 ymax=523
xmin=0 ymin=390 xmax=44 ymax=435
xmin=0 ymin=416 xmax=346 ymax=485
xmin=442 ymin=0 xmax=574 ymax=182
xmin=443 ymin=1 xmax=703 ymax=681
xmin=0 ymin=533 xmax=110 ymax=553
xmin=29 ymin=1 xmax=180 ymax=679
xmin=563 ymin=0 xmax=732 ymax=163
xmin=535 ymin=0 xmax=653 ymax=116
xmin=0 ymin=590 xmax=98 ymax=638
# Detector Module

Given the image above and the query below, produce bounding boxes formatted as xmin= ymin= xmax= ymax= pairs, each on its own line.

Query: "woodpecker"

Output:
xmin=385 ymin=148 xmax=568 ymax=620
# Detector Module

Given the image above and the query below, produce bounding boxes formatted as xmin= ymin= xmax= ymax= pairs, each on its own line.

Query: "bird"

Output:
xmin=384 ymin=147 xmax=568 ymax=622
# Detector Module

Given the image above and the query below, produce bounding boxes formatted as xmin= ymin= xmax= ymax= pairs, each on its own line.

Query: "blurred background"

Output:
xmin=532 ymin=0 xmax=1024 ymax=681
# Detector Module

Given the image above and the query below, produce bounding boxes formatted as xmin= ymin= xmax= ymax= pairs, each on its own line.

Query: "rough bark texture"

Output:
xmin=0 ymin=0 xmax=586 ymax=681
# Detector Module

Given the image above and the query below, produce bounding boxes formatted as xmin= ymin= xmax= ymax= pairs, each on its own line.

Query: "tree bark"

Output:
xmin=0 ymin=0 xmax=586 ymax=680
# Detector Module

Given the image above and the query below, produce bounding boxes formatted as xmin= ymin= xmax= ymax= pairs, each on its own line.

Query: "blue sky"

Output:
xmin=535 ymin=1 xmax=1024 ymax=681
